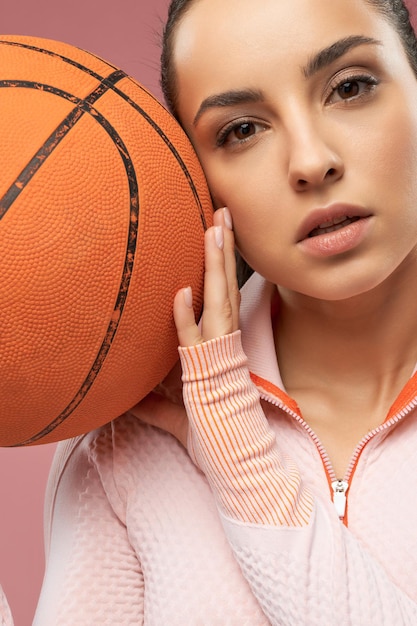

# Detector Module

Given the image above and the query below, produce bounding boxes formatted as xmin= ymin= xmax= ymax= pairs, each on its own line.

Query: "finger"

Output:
xmin=213 ymin=207 xmax=240 ymax=330
xmin=173 ymin=210 xmax=240 ymax=347
xmin=199 ymin=223 xmax=234 ymax=340
xmin=173 ymin=286 xmax=204 ymax=347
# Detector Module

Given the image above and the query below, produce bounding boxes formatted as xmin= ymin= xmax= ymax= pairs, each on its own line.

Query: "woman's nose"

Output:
xmin=287 ymin=121 xmax=344 ymax=192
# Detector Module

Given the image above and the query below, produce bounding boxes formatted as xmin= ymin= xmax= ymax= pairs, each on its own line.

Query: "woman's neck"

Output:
xmin=275 ymin=255 xmax=417 ymax=401
xmin=274 ymin=255 xmax=417 ymax=477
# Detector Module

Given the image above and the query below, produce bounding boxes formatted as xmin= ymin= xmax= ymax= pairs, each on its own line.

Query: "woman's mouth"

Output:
xmin=308 ymin=215 xmax=361 ymax=238
xmin=296 ymin=205 xmax=373 ymax=258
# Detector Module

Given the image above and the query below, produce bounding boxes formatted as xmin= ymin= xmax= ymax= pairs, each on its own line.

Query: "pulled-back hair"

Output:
xmin=366 ymin=0 xmax=417 ymax=71
xmin=160 ymin=0 xmax=195 ymax=118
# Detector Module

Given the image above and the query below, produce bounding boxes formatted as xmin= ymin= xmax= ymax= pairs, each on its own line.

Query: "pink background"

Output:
xmin=1 ymin=1 xmax=417 ymax=625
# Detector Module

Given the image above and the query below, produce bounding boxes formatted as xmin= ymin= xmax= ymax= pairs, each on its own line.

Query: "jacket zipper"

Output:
xmin=259 ymin=390 xmax=417 ymax=524
xmin=331 ymin=479 xmax=349 ymax=519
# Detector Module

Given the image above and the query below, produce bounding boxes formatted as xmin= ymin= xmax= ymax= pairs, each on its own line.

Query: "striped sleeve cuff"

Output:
xmin=179 ymin=331 xmax=313 ymax=527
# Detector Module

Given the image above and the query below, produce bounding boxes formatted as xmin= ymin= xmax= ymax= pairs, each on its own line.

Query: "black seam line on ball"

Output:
xmin=0 ymin=38 xmax=209 ymax=230
xmin=0 ymin=70 xmax=126 ymax=219
xmin=2 ymin=73 xmax=139 ymax=446
xmin=0 ymin=38 xmax=121 ymax=83
xmin=107 ymin=82 xmax=209 ymax=230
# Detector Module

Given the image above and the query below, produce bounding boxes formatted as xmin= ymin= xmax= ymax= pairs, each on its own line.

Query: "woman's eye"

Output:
xmin=337 ymin=81 xmax=361 ymax=99
xmin=216 ymin=120 xmax=263 ymax=147
xmin=233 ymin=122 xmax=255 ymax=140
xmin=327 ymin=74 xmax=379 ymax=104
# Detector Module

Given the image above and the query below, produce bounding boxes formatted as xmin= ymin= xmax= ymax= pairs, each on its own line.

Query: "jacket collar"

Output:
xmin=240 ymin=272 xmax=284 ymax=391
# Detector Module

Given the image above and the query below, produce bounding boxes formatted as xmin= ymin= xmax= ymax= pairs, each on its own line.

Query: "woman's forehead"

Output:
xmin=173 ymin=0 xmax=383 ymax=58
xmin=172 ymin=0 xmax=391 ymax=95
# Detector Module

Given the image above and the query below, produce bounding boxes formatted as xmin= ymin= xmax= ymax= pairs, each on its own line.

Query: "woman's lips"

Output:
xmin=296 ymin=204 xmax=371 ymax=241
xmin=296 ymin=205 xmax=373 ymax=258
xmin=308 ymin=215 xmax=361 ymax=238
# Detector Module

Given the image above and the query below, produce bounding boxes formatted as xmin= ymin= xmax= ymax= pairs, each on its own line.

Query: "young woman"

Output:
xmin=32 ymin=0 xmax=417 ymax=623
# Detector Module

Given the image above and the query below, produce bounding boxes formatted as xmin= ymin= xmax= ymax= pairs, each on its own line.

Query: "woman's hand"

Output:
xmin=175 ymin=206 xmax=240 ymax=347
xmin=128 ymin=207 xmax=239 ymax=447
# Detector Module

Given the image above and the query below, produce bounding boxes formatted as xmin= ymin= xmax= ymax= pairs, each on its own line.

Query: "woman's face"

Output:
xmin=173 ymin=0 xmax=417 ymax=301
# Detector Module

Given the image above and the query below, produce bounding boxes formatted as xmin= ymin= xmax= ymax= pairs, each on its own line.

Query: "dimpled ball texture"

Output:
xmin=0 ymin=35 xmax=212 ymax=447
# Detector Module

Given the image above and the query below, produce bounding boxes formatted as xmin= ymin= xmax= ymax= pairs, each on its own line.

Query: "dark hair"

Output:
xmin=160 ymin=0 xmax=193 ymax=120
xmin=366 ymin=0 xmax=417 ymax=73
xmin=160 ymin=0 xmax=417 ymax=285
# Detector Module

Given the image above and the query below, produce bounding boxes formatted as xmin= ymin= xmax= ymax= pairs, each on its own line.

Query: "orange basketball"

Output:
xmin=0 ymin=35 xmax=213 ymax=447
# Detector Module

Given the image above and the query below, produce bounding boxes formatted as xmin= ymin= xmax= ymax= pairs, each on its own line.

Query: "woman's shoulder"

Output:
xmin=50 ymin=412 xmax=188 ymax=482
xmin=47 ymin=413 xmax=194 ymax=512
xmin=44 ymin=414 xmax=197 ymax=543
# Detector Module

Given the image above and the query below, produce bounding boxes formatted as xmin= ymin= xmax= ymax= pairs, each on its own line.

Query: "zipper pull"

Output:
xmin=331 ymin=479 xmax=349 ymax=519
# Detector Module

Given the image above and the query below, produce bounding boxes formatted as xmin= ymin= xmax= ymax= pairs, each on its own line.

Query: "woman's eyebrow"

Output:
xmin=303 ymin=35 xmax=382 ymax=78
xmin=192 ymin=36 xmax=381 ymax=126
xmin=193 ymin=88 xmax=264 ymax=126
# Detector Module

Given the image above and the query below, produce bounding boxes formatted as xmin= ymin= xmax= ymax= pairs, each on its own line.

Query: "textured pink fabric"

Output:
xmin=34 ymin=421 xmax=268 ymax=625
xmin=32 ymin=272 xmax=417 ymax=625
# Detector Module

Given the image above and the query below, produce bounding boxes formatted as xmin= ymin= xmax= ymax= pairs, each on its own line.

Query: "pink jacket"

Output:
xmin=180 ymin=272 xmax=417 ymax=624
xmin=27 ymin=272 xmax=417 ymax=624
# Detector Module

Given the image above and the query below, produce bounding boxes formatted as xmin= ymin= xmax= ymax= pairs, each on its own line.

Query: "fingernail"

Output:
xmin=222 ymin=207 xmax=233 ymax=230
xmin=214 ymin=225 xmax=224 ymax=249
xmin=183 ymin=286 xmax=193 ymax=308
